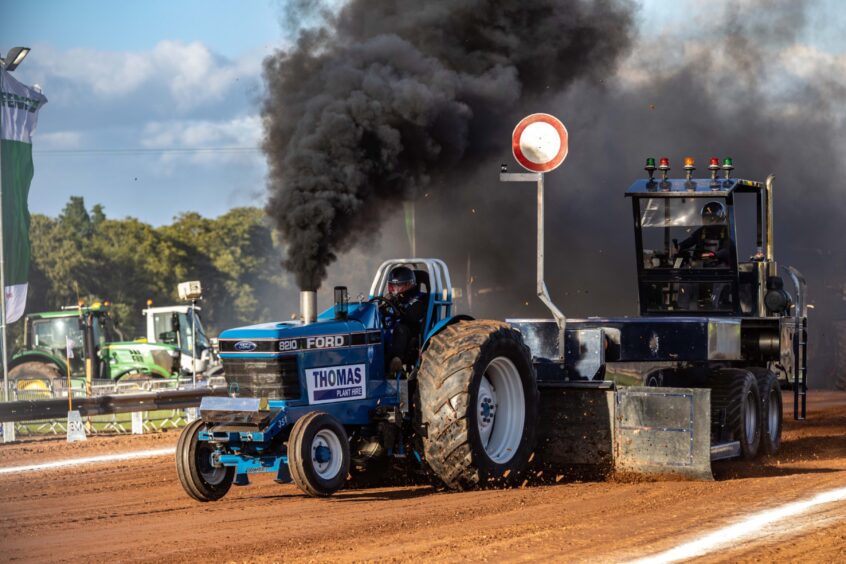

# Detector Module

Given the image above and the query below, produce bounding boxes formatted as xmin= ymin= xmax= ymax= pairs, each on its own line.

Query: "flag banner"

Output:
xmin=0 ymin=68 xmax=47 ymax=323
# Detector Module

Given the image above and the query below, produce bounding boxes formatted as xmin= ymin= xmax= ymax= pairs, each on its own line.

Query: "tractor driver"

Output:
xmin=382 ymin=266 xmax=427 ymax=372
xmin=676 ymin=201 xmax=730 ymax=267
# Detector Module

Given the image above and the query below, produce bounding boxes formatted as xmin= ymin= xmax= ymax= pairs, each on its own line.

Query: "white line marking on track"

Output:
xmin=624 ymin=486 xmax=846 ymax=564
xmin=0 ymin=447 xmax=175 ymax=475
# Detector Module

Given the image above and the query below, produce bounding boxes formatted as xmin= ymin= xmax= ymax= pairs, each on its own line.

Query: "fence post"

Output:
xmin=131 ymin=411 xmax=144 ymax=434
xmin=2 ymin=421 xmax=14 ymax=442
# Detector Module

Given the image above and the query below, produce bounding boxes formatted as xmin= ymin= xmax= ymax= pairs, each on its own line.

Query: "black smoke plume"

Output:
xmin=262 ymin=0 xmax=635 ymax=290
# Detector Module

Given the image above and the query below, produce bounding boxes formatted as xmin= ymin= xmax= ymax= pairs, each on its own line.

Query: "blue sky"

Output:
xmin=4 ymin=0 xmax=282 ymax=55
xmin=2 ymin=0 xmax=285 ymax=225
xmin=2 ymin=0 xmax=844 ymax=225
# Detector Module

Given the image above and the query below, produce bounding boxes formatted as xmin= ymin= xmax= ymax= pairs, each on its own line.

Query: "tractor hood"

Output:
xmin=217 ymin=302 xmax=381 ymax=355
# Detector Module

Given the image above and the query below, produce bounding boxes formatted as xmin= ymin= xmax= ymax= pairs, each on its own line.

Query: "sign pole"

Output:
xmin=502 ymin=112 xmax=570 ymax=361
xmin=191 ymin=299 xmax=197 ymax=387
xmin=66 ymin=349 xmax=73 ymax=412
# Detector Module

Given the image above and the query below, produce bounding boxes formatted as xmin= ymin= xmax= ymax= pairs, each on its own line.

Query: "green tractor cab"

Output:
xmin=9 ymin=302 xmax=181 ymax=394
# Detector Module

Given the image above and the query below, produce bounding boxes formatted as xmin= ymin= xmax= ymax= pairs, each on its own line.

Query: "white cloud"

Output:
xmin=142 ymin=114 xmax=261 ymax=147
xmin=35 ymin=130 xmax=83 ymax=149
xmin=31 ymin=40 xmax=267 ymax=108
xmin=151 ymin=40 xmax=263 ymax=106
xmin=140 ymin=115 xmax=264 ymax=167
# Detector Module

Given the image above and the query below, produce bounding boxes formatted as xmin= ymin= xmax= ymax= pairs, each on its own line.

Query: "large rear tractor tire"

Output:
xmin=9 ymin=361 xmax=62 ymax=398
xmin=288 ymin=411 xmax=351 ymax=497
xmin=418 ymin=320 xmax=539 ymax=490
xmin=755 ymin=370 xmax=783 ymax=456
xmin=176 ymin=419 xmax=234 ymax=502
xmin=709 ymin=369 xmax=761 ymax=460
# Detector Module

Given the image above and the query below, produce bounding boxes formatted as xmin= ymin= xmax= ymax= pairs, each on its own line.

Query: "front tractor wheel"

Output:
xmin=176 ymin=419 xmax=234 ymax=502
xmin=287 ymin=412 xmax=351 ymax=497
xmin=418 ymin=320 xmax=539 ymax=490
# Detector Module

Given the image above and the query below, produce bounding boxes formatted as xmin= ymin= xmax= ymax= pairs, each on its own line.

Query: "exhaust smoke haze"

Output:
xmin=263 ymin=0 xmax=846 ymax=386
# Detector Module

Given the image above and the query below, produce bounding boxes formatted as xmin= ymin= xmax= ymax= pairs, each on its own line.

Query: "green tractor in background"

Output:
xmin=9 ymin=302 xmax=181 ymax=394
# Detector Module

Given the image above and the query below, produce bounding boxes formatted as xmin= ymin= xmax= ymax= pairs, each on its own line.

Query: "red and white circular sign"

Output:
xmin=511 ymin=113 xmax=569 ymax=173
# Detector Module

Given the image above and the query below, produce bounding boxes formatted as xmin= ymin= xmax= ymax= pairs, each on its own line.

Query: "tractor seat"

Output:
xmin=413 ymin=269 xmax=430 ymax=293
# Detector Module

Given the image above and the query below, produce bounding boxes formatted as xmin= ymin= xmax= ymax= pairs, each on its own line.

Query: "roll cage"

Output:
xmin=368 ymin=258 xmax=454 ymax=341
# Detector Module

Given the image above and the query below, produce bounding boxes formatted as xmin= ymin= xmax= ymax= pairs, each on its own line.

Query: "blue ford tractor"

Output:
xmin=177 ymin=158 xmax=808 ymax=501
xmin=177 ymin=259 xmax=538 ymax=500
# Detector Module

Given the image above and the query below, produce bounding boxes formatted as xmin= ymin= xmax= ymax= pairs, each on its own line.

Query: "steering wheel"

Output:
xmin=677 ymin=249 xmax=693 ymax=266
xmin=368 ymin=296 xmax=400 ymax=318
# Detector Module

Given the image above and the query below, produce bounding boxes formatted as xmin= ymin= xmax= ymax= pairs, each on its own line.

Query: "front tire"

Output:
xmin=288 ymin=412 xmax=351 ymax=497
xmin=176 ymin=419 xmax=234 ymax=502
xmin=418 ymin=320 xmax=539 ymax=490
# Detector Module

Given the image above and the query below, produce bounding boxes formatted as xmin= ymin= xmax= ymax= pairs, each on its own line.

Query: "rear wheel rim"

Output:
xmin=744 ymin=390 xmax=758 ymax=441
xmin=312 ymin=429 xmax=343 ymax=480
xmin=477 ymin=356 xmax=525 ymax=464
xmin=767 ymin=387 xmax=780 ymax=438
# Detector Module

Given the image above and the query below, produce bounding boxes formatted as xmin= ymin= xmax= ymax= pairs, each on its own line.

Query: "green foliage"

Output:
xmin=23 ymin=197 xmax=295 ymax=339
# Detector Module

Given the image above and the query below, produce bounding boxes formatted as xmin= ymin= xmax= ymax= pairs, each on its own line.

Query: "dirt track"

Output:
xmin=1 ymin=391 xmax=845 ymax=563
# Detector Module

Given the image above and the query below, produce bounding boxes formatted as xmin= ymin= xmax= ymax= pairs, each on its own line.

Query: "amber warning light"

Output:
xmin=683 ymin=157 xmax=695 ymax=180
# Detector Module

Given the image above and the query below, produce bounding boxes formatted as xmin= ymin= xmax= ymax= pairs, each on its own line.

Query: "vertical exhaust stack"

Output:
xmin=300 ymin=291 xmax=317 ymax=324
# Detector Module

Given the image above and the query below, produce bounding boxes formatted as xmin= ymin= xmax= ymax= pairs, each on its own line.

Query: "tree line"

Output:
xmin=13 ymin=197 xmax=297 ymax=346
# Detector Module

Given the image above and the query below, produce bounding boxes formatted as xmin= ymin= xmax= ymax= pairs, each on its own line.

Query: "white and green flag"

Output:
xmin=0 ymin=68 xmax=46 ymax=323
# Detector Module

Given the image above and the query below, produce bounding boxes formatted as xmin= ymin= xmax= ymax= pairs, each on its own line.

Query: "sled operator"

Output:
xmin=676 ymin=201 xmax=731 ymax=266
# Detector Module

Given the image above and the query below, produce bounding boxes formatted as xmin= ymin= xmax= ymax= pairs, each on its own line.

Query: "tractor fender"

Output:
xmin=9 ymin=351 xmax=67 ymax=376
xmin=113 ymin=364 xmax=170 ymax=380
xmin=421 ymin=315 xmax=475 ymax=351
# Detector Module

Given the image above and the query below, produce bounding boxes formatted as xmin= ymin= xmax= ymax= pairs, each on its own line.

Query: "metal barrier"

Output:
xmin=12 ymin=409 xmax=193 ymax=436
xmin=1 ymin=378 xmax=227 ymax=438
xmin=0 ymin=385 xmax=227 ymax=423
xmin=10 ymin=376 xmax=226 ymax=401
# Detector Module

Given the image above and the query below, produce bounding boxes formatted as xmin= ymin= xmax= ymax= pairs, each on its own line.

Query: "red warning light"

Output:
xmin=658 ymin=157 xmax=670 ymax=169
xmin=709 ymin=157 xmax=719 ymax=167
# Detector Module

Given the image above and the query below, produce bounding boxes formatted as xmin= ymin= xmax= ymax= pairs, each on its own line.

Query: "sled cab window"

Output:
xmin=638 ymin=197 xmax=731 ymax=270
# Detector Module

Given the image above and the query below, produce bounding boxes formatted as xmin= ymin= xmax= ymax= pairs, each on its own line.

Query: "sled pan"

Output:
xmin=613 ymin=387 xmax=713 ymax=481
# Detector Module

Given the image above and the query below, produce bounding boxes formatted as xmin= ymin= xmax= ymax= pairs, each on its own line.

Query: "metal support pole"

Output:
xmin=0 ymin=65 xmax=9 ymax=404
xmin=191 ymin=299 xmax=197 ymax=387
xmin=501 ymin=171 xmax=567 ymax=360
xmin=0 ymin=64 xmax=14 ymax=443
xmin=764 ymin=174 xmax=774 ymax=262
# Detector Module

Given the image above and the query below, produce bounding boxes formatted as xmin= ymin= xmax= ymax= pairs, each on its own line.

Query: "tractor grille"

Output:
xmin=221 ymin=356 xmax=300 ymax=400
